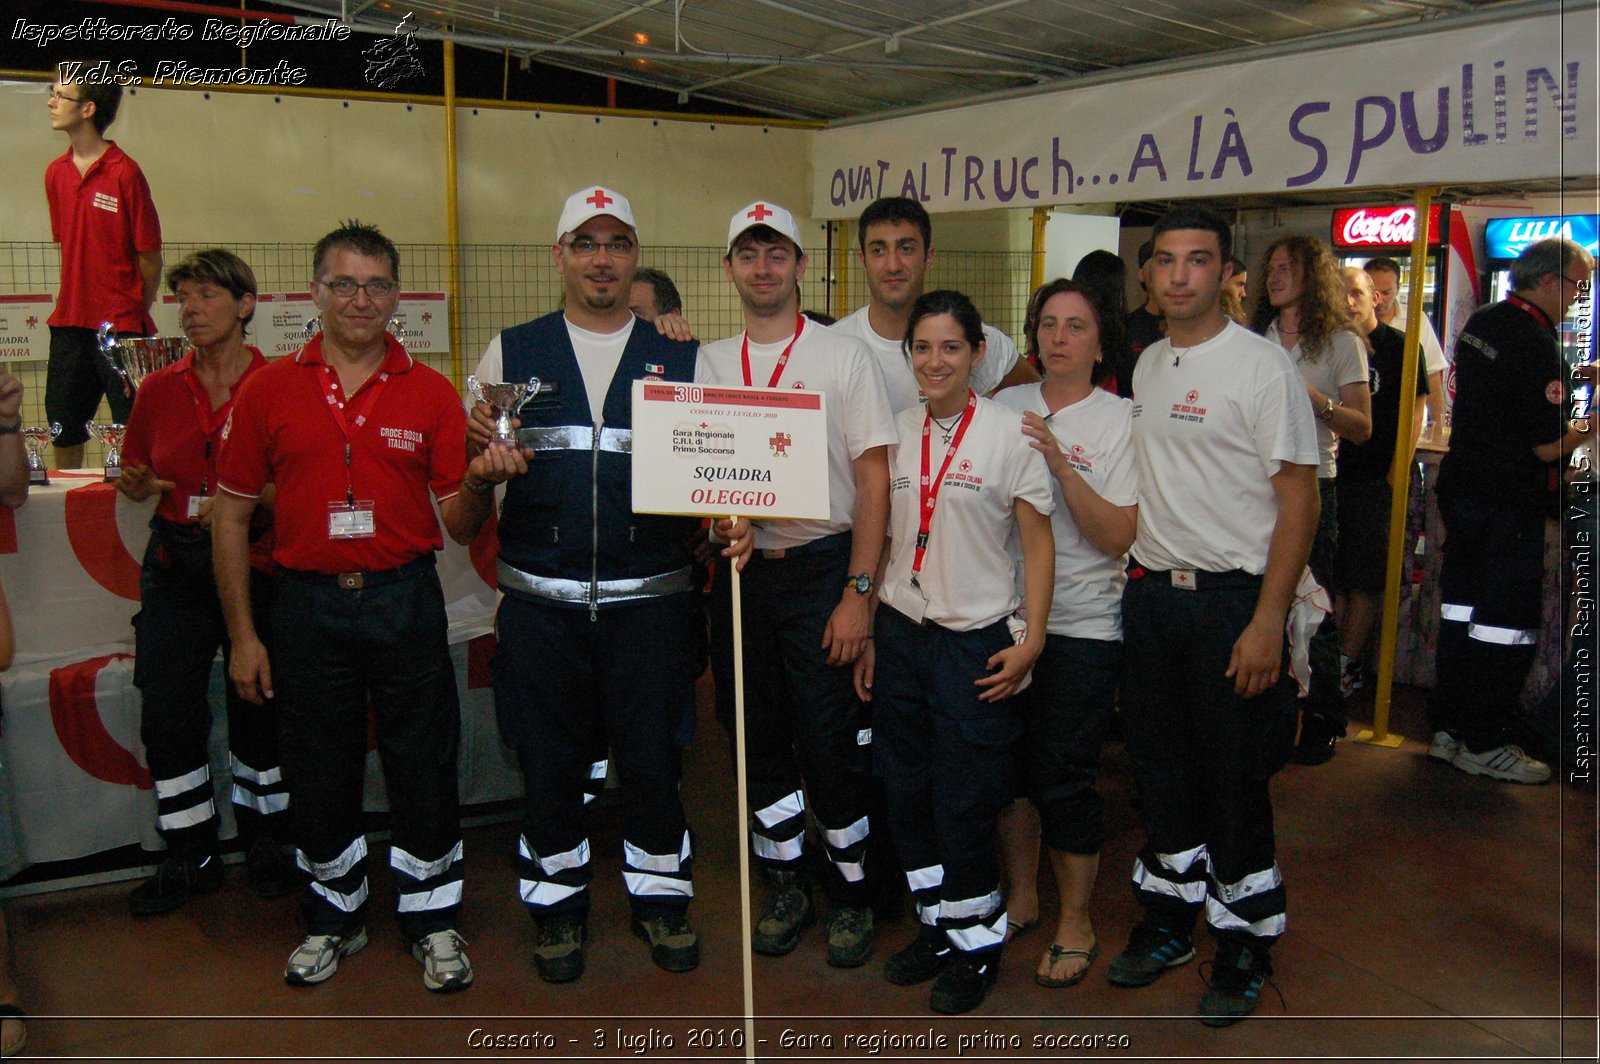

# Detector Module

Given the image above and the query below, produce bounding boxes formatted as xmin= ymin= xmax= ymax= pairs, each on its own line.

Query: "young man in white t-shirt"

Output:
xmin=1114 ymin=205 xmax=1319 ymax=1027
xmin=697 ymin=201 xmax=896 ymax=968
xmin=1254 ymin=236 xmax=1371 ymax=765
xmin=831 ymin=196 xmax=1036 ymax=414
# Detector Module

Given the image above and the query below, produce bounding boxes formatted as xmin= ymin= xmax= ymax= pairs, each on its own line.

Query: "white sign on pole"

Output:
xmin=0 ymin=295 xmax=54 ymax=361
xmin=630 ymin=380 xmax=829 ymax=520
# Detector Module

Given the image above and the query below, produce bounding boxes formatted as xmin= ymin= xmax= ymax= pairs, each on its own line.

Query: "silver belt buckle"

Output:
xmin=1170 ymin=569 xmax=1197 ymax=591
xmin=760 ymin=548 xmax=787 ymax=560
xmin=337 ymin=572 xmax=365 ymax=590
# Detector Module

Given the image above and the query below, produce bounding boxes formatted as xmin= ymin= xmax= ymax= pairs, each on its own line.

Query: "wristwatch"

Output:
xmin=845 ymin=573 xmax=874 ymax=595
xmin=1317 ymin=396 xmax=1338 ymax=422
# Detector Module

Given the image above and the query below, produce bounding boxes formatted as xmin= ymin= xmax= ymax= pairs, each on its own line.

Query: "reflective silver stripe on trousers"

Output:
xmin=519 ymin=425 xmax=632 ymax=453
xmin=498 ymin=562 xmax=693 ymax=604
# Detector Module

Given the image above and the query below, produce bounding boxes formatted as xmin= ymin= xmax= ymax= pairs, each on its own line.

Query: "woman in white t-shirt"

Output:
xmin=854 ymin=290 xmax=1055 ymax=1015
xmin=994 ymin=279 xmax=1138 ymax=990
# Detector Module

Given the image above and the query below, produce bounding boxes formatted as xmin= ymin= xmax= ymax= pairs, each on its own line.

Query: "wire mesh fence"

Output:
xmin=1 ymin=239 xmax=1035 ymax=466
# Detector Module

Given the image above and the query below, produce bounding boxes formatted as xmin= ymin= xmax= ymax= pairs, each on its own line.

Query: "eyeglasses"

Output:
xmin=1561 ymin=274 xmax=1590 ymax=290
xmin=318 ymin=278 xmax=399 ymax=299
xmin=561 ymin=237 xmax=637 ymax=257
xmin=48 ymin=90 xmax=84 ymax=104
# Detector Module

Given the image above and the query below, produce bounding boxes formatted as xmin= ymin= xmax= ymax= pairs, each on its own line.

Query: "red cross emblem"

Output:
xmin=1186 ymin=390 xmax=1199 ymax=404
xmin=1071 ymin=443 xmax=1085 ymax=455
xmin=586 ymin=189 xmax=613 ymax=208
xmin=959 ymin=459 xmax=972 ymax=473
xmin=699 ymin=422 xmax=708 ymax=429
xmin=747 ymin=203 xmax=773 ymax=221
xmin=26 ymin=316 xmax=39 ymax=329
xmin=769 ymin=431 xmax=791 ymax=456
xmin=420 ymin=312 xmax=432 ymax=324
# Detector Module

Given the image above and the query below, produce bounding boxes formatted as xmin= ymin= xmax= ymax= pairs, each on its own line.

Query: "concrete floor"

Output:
xmin=5 ymin=680 xmax=1596 ymax=1062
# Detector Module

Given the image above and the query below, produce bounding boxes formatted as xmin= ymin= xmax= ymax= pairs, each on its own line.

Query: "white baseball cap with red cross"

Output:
xmin=727 ymin=200 xmax=803 ymax=254
xmin=555 ymin=186 xmax=637 ymax=241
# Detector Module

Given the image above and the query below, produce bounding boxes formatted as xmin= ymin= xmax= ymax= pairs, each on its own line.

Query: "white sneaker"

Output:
xmin=1451 ymin=743 xmax=1552 ymax=784
xmin=285 ymin=926 xmax=368 ymax=985
xmin=413 ymin=929 xmax=474 ymax=992
xmin=1427 ymin=730 xmax=1461 ymax=763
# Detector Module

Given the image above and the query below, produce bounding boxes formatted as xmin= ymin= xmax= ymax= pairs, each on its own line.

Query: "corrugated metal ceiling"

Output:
xmin=273 ymin=0 xmax=1506 ymax=122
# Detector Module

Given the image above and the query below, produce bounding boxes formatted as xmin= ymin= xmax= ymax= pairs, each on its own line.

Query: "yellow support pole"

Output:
xmin=443 ymin=41 xmax=464 ymax=388
xmin=1030 ymin=207 xmax=1050 ymax=293
xmin=1356 ymin=185 xmax=1439 ymax=749
xmin=833 ymin=220 xmax=851 ymax=321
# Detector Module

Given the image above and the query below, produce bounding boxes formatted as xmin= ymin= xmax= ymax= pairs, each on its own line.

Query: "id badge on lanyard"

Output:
xmin=318 ymin=365 xmax=389 ymax=543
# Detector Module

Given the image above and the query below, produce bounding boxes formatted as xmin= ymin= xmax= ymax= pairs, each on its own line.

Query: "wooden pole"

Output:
xmin=1356 ymin=185 xmax=1438 ymax=748
xmin=728 ymin=541 xmax=756 ymax=1060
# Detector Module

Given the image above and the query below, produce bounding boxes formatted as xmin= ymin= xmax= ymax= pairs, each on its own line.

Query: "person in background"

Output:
xmin=43 ymin=63 xmax=161 ymax=470
xmin=1221 ymin=256 xmax=1249 ymax=323
xmin=1251 ymin=235 xmax=1371 ymax=765
xmin=1070 ymin=250 xmax=1130 ymax=387
xmin=118 ymin=249 xmax=292 ymax=914
xmin=857 ymin=289 xmax=1055 ymax=1015
xmin=1120 ymin=239 xmax=1164 ymax=396
xmin=629 ymin=267 xmax=682 ymax=323
xmin=832 ymin=196 xmax=1036 ymax=415
xmin=1332 ymin=267 xmax=1428 ymax=699
xmin=994 ymin=279 xmax=1137 ymax=990
xmin=1429 ymin=237 xmax=1594 ymax=783
xmin=0 ymin=371 xmax=24 ymax=509
xmin=0 ymin=375 xmax=24 ymax=1057
xmin=1111 ymin=205 xmax=1318 ymax=1027
xmin=1364 ymin=256 xmax=1447 ymax=436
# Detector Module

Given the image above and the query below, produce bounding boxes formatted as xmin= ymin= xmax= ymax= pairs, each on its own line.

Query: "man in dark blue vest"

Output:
xmin=460 ymin=186 xmax=746 ymax=983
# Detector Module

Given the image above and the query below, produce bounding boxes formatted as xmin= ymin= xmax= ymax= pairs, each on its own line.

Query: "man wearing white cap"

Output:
xmin=462 ymin=186 xmax=745 ymax=983
xmin=696 ymin=200 xmax=896 ymax=968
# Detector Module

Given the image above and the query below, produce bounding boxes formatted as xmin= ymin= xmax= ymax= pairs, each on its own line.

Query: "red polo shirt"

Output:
xmin=123 ymin=345 xmax=275 ymax=570
xmin=45 ymin=142 xmax=162 ymax=333
xmin=217 ymin=334 xmax=465 ymax=573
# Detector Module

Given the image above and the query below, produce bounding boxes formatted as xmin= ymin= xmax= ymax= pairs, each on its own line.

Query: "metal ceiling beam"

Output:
xmin=520 ymin=0 xmax=672 ymax=59
xmin=683 ymin=0 xmax=1056 ymax=95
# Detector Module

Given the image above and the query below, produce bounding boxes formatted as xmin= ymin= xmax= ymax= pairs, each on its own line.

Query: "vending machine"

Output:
xmin=1330 ymin=203 xmax=1452 ymax=327
xmin=1482 ymin=213 xmax=1597 ymax=366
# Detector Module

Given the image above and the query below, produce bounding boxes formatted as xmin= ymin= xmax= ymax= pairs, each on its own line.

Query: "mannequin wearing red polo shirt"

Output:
xmin=43 ymin=71 xmax=161 ymax=469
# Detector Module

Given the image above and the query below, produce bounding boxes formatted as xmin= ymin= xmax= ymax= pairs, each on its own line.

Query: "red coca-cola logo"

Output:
xmin=1333 ymin=205 xmax=1442 ymax=248
xmin=1341 ymin=208 xmax=1417 ymax=246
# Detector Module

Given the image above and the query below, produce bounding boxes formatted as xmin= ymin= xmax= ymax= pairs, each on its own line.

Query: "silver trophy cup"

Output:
xmin=22 ymin=423 xmax=60 ymax=486
xmin=86 ymin=421 xmax=127 ymax=481
xmin=467 ymin=376 xmax=541 ymax=445
xmin=98 ymin=322 xmax=188 ymax=394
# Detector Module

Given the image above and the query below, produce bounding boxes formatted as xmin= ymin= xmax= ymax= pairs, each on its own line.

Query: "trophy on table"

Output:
xmin=85 ymin=421 xmax=127 ymax=482
xmin=22 ymin=423 xmax=60 ymax=486
xmin=467 ymin=376 xmax=541 ymax=445
xmin=98 ymin=322 xmax=188 ymax=395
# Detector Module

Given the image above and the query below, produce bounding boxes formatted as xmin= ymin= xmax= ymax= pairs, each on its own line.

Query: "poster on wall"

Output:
xmin=152 ymin=290 xmax=449 ymax=357
xmin=0 ymin=294 xmax=56 ymax=361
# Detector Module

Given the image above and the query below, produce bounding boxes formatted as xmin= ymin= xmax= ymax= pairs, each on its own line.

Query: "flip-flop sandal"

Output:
xmin=0 ymin=1002 xmax=26 ymax=1058
xmin=1003 ymin=918 xmax=1038 ymax=944
xmin=1036 ymin=943 xmax=1099 ymax=988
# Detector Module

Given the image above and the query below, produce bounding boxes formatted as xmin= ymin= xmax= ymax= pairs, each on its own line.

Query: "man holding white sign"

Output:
xmin=698 ymin=200 xmax=896 ymax=969
xmin=463 ymin=186 xmax=744 ymax=984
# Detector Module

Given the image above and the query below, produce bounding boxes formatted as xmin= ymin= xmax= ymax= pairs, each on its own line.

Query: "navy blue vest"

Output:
xmin=497 ymin=312 xmax=699 ymax=597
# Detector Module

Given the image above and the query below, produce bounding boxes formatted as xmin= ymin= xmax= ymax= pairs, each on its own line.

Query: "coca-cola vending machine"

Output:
xmin=1330 ymin=203 xmax=1462 ymax=343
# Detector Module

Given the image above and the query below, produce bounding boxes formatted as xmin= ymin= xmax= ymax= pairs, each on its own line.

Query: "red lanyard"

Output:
xmin=315 ymin=362 xmax=391 ymax=507
xmin=179 ymin=365 xmax=226 ymax=496
xmin=914 ymin=390 xmax=977 ymax=575
xmin=740 ymin=313 xmax=805 ymax=388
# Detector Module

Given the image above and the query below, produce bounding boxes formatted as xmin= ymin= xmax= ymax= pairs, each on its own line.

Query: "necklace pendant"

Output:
xmin=941 ymin=432 xmax=953 ymax=445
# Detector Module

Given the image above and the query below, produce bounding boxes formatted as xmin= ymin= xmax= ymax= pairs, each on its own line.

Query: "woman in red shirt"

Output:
xmin=118 ymin=249 xmax=290 ymax=914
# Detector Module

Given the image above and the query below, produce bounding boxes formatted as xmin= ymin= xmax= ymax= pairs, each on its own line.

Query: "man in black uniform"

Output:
xmin=1431 ymin=237 xmax=1594 ymax=783
xmin=463 ymin=186 xmax=749 ymax=983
